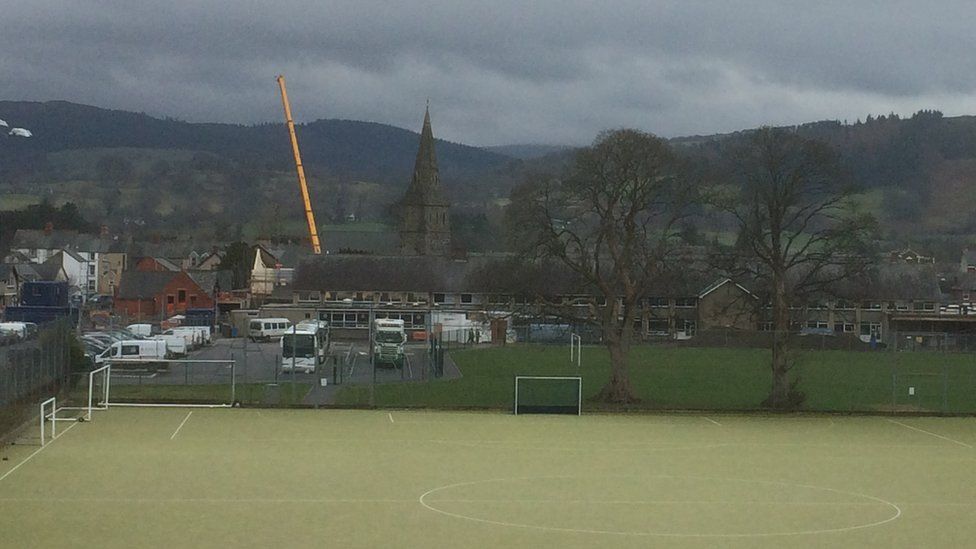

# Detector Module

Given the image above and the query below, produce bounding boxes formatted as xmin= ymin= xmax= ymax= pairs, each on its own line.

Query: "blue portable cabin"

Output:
xmin=184 ymin=308 xmax=216 ymax=327
xmin=20 ymin=281 xmax=70 ymax=307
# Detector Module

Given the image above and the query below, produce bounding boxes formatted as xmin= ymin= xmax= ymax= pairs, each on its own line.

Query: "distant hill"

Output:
xmin=0 ymin=100 xmax=515 ymax=187
xmin=483 ymin=144 xmax=573 ymax=160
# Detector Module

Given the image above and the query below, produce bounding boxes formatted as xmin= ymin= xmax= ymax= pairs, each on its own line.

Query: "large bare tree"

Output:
xmin=713 ymin=128 xmax=876 ymax=408
xmin=508 ymin=129 xmax=696 ymax=403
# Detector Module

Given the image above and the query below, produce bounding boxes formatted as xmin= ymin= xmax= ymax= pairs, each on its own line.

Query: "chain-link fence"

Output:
xmin=0 ymin=321 xmax=75 ymax=444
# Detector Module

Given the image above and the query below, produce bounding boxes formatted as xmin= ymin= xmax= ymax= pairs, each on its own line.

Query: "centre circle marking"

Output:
xmin=418 ymin=475 xmax=902 ymax=538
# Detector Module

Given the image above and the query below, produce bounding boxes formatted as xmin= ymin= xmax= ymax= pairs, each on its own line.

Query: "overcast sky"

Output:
xmin=4 ymin=1 xmax=976 ymax=146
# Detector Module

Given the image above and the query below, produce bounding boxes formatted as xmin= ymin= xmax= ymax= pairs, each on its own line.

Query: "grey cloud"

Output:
xmin=3 ymin=1 xmax=976 ymax=145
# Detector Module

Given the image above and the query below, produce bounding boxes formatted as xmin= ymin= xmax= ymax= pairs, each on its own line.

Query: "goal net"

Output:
xmin=514 ymin=376 xmax=582 ymax=415
xmin=99 ymin=359 xmax=237 ymax=408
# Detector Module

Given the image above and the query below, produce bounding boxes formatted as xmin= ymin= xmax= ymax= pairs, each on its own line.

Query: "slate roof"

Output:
xmin=293 ymin=255 xmax=496 ymax=293
xmin=186 ymin=270 xmax=233 ymax=295
xmin=11 ymin=229 xmax=113 ymax=253
xmin=116 ymin=271 xmax=183 ymax=299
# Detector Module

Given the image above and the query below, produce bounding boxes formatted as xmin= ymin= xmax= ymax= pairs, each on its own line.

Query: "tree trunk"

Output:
xmin=763 ymin=277 xmax=795 ymax=409
xmin=596 ymin=337 xmax=639 ymax=404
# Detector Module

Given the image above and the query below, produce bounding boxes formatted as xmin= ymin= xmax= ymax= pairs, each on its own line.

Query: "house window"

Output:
xmin=380 ymin=292 xmax=390 ymax=302
xmin=648 ymin=320 xmax=669 ymax=335
xmin=355 ymin=292 xmax=364 ymax=302
xmin=461 ymin=294 xmax=473 ymax=304
xmin=675 ymin=297 xmax=697 ymax=308
xmin=167 ymin=295 xmax=175 ymax=304
xmin=861 ymin=301 xmax=882 ymax=310
xmin=88 ymin=264 xmax=96 ymax=276
xmin=759 ymin=322 xmax=774 ymax=331
xmin=178 ymin=290 xmax=186 ymax=303
xmin=87 ymin=280 xmax=96 ymax=291
xmin=433 ymin=293 xmax=446 ymax=304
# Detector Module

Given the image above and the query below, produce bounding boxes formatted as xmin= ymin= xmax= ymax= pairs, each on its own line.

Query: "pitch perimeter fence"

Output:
xmin=0 ymin=321 xmax=74 ymax=443
xmin=321 ymin=327 xmax=976 ymax=415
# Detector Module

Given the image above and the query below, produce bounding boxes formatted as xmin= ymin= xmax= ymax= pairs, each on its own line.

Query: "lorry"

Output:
xmin=372 ymin=318 xmax=406 ymax=368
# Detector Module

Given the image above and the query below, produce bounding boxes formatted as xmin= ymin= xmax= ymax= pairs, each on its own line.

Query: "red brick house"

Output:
xmin=114 ymin=271 xmax=213 ymax=319
xmin=133 ymin=257 xmax=181 ymax=272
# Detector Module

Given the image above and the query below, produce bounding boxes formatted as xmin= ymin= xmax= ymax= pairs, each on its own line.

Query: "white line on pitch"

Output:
xmin=702 ymin=417 xmax=722 ymax=426
xmin=170 ymin=411 xmax=193 ymax=440
xmin=388 ymin=412 xmax=395 ymax=424
xmin=0 ymin=422 xmax=78 ymax=484
xmin=887 ymin=419 xmax=973 ymax=449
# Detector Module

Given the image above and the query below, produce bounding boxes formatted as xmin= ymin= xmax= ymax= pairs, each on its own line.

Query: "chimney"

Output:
xmin=100 ymin=225 xmax=110 ymax=238
xmin=43 ymin=222 xmax=53 ymax=235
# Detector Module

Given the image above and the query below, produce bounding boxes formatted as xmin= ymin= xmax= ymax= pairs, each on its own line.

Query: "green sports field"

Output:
xmin=2 ymin=408 xmax=975 ymax=548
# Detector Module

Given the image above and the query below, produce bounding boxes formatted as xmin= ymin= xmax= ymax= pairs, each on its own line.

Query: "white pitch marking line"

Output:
xmin=0 ymin=422 xmax=78 ymax=484
xmin=703 ymin=417 xmax=721 ymax=426
xmin=887 ymin=419 xmax=973 ymax=449
xmin=388 ymin=412 xmax=395 ymax=424
xmin=170 ymin=411 xmax=193 ymax=440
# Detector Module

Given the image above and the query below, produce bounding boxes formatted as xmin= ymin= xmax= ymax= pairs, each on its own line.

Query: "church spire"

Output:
xmin=409 ymin=105 xmax=444 ymax=203
xmin=399 ymin=104 xmax=452 ymax=256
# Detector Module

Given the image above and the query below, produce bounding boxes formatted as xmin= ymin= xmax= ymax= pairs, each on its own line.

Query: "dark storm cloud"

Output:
xmin=3 ymin=1 xmax=976 ymax=145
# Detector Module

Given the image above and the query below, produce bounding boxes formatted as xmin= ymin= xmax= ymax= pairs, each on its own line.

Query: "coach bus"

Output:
xmin=280 ymin=321 xmax=330 ymax=374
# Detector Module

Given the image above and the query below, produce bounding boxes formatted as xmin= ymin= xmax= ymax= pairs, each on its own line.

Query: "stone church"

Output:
xmin=399 ymin=107 xmax=451 ymax=256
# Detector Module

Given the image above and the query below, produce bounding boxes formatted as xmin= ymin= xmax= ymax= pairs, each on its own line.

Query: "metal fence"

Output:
xmin=0 ymin=321 xmax=74 ymax=443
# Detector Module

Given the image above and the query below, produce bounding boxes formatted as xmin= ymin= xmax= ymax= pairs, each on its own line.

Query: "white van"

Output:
xmin=0 ymin=322 xmax=29 ymax=339
xmin=248 ymin=318 xmax=292 ymax=342
xmin=188 ymin=325 xmax=212 ymax=344
xmin=162 ymin=328 xmax=204 ymax=350
xmin=151 ymin=334 xmax=187 ymax=357
xmin=95 ymin=339 xmax=168 ymax=368
xmin=126 ymin=323 xmax=153 ymax=337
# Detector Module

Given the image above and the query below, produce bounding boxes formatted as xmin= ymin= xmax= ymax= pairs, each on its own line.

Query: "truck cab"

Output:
xmin=373 ymin=318 xmax=407 ymax=368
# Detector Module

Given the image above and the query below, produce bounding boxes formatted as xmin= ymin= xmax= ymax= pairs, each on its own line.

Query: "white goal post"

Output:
xmin=514 ymin=375 xmax=582 ymax=415
xmin=40 ymin=397 xmax=57 ymax=446
xmin=88 ymin=364 xmax=111 ymax=419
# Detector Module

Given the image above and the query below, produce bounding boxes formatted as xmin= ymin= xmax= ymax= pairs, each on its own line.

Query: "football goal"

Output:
xmin=513 ymin=376 xmax=582 ymax=415
xmin=38 ymin=397 xmax=81 ymax=445
xmin=99 ymin=359 xmax=237 ymax=408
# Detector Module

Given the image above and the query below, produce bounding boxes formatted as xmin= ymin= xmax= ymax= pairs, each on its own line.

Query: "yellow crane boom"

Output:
xmin=276 ymin=75 xmax=322 ymax=254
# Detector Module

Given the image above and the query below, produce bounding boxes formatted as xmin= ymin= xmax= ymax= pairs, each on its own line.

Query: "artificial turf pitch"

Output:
xmin=1 ymin=408 xmax=974 ymax=548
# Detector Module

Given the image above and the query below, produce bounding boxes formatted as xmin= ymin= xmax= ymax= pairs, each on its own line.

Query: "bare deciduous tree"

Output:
xmin=508 ymin=129 xmax=696 ymax=403
xmin=713 ymin=127 xmax=876 ymax=408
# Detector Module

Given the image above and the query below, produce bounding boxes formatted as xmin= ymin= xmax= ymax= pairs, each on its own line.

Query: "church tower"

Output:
xmin=399 ymin=106 xmax=451 ymax=256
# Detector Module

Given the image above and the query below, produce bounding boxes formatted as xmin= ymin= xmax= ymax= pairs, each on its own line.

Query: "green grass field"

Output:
xmin=1 ymin=407 xmax=974 ymax=548
xmin=338 ymin=345 xmax=976 ymax=413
